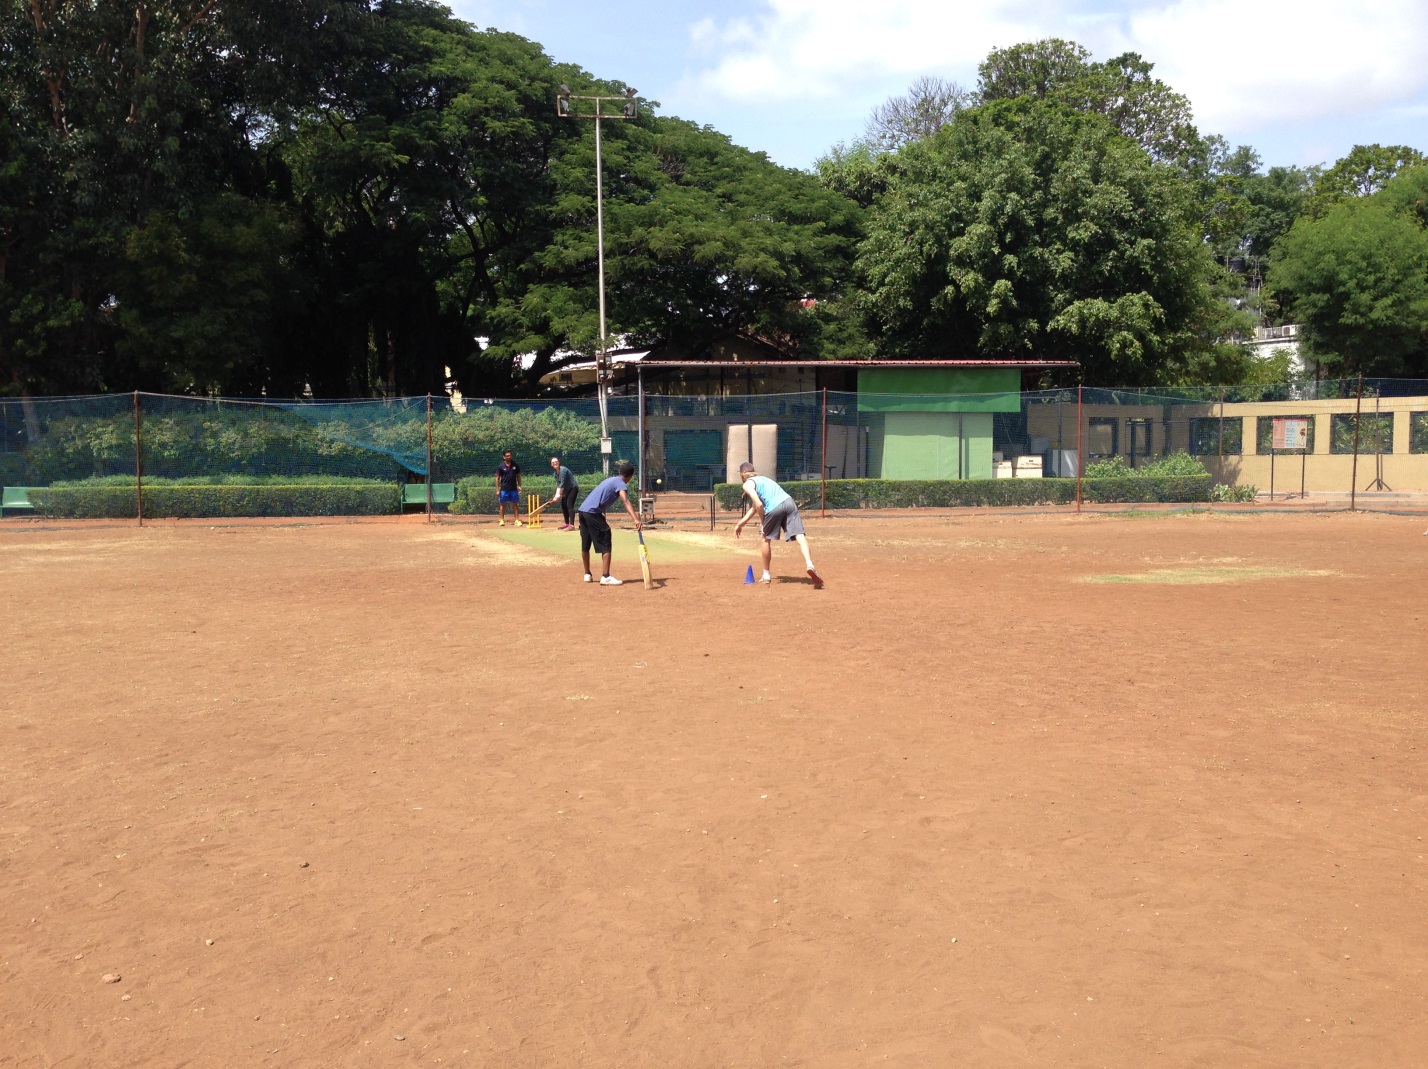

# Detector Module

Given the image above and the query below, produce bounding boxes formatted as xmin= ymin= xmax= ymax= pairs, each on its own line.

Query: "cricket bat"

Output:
xmin=637 ymin=529 xmax=653 ymax=590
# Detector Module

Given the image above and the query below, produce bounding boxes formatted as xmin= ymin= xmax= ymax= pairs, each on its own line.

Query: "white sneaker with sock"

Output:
xmin=600 ymin=575 xmax=623 ymax=586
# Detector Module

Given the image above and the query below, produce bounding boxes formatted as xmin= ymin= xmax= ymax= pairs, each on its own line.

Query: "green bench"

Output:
xmin=402 ymin=482 xmax=455 ymax=509
xmin=2 ymin=487 xmax=40 ymax=516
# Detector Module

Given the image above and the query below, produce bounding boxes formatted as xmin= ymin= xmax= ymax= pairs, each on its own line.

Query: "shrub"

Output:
xmin=431 ymin=408 xmax=602 ymax=478
xmin=29 ymin=476 xmax=398 ymax=518
xmin=1209 ymin=483 xmax=1257 ymax=502
xmin=1083 ymin=455 xmax=1133 ymax=478
xmin=714 ymin=475 xmax=1212 ymax=510
xmin=449 ymin=473 xmax=605 ymax=514
xmin=1084 ymin=451 xmax=1207 ymax=478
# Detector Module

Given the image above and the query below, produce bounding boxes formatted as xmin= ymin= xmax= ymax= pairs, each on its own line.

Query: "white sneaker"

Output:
xmin=760 ymin=572 xmax=772 ymax=584
xmin=583 ymin=573 xmax=593 ymax=583
xmin=599 ymin=575 xmax=623 ymax=586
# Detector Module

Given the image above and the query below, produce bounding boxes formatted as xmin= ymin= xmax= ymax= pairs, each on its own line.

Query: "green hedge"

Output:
xmin=30 ymin=476 xmax=399 ymax=518
xmin=20 ymin=405 xmax=604 ymax=483
xmin=714 ymin=475 xmax=1213 ymax=511
xmin=450 ymin=473 xmax=603 ymax=515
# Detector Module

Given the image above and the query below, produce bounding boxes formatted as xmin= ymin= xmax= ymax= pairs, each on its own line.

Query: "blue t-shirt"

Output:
xmin=578 ymin=475 xmax=628 ymax=515
xmin=749 ymin=475 xmax=790 ymax=512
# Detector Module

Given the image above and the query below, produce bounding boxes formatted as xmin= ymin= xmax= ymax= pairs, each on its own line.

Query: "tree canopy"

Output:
xmin=1 ymin=0 xmax=858 ymax=398
xmin=853 ymin=100 xmax=1224 ymax=384
xmin=1271 ymin=166 xmax=1428 ymax=377
xmin=2 ymin=10 xmax=1424 ymax=398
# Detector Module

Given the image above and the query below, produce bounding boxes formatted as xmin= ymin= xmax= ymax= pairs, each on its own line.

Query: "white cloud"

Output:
xmin=683 ymin=0 xmax=1041 ymax=101
xmin=680 ymin=0 xmax=1428 ymax=139
xmin=1122 ymin=0 xmax=1428 ymax=132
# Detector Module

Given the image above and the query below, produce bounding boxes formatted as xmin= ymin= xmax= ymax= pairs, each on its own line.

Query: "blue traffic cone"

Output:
xmin=744 ymin=565 xmax=755 ymax=584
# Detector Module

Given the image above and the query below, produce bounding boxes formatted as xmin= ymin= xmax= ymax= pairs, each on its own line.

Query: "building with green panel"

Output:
xmin=544 ymin=356 xmax=1077 ymax=490
xmin=856 ymin=367 xmax=1023 ymax=480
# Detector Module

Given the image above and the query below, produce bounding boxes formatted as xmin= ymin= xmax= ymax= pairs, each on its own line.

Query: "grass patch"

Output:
xmin=1082 ymin=565 xmax=1336 ymax=585
xmin=1104 ymin=507 xmax=1213 ymax=519
xmin=495 ymin=525 xmax=742 ymax=563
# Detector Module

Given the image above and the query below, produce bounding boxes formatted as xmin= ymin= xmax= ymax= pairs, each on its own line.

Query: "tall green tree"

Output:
xmin=1271 ymin=168 xmax=1428 ymax=377
xmin=0 ymin=0 xmax=365 ymax=395
xmin=1241 ymin=164 xmax=1316 ymax=260
xmin=977 ymin=40 xmax=1200 ymax=165
xmin=1308 ymin=144 xmax=1425 ymax=212
xmin=283 ymin=4 xmax=583 ymax=396
xmin=853 ymin=99 xmax=1227 ymax=384
xmin=485 ymin=113 xmax=864 ymax=382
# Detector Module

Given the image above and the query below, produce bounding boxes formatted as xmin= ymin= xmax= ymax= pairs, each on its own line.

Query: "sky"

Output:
xmin=448 ymin=0 xmax=1428 ymax=172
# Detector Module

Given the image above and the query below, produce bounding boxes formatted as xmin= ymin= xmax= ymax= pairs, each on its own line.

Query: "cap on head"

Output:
xmin=738 ymin=462 xmax=756 ymax=477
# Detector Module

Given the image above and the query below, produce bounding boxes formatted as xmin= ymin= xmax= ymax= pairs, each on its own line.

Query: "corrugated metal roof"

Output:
xmin=636 ymin=359 xmax=1078 ymax=369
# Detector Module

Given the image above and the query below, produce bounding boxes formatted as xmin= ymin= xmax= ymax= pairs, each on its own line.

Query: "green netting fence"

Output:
xmin=3 ymin=381 xmax=1428 ymax=520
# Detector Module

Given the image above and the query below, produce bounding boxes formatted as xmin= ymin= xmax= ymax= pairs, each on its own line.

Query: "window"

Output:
xmin=1126 ymin=418 xmax=1153 ymax=464
xmin=1256 ymin=415 xmax=1316 ymax=454
xmin=1410 ymin=412 xmax=1428 ymax=454
xmin=1087 ymin=418 xmax=1118 ymax=459
xmin=1189 ymin=417 xmax=1243 ymax=455
xmin=1329 ymin=413 xmax=1392 ymax=454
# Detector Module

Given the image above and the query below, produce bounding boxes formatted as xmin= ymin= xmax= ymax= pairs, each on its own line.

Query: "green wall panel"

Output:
xmin=963 ymin=413 xmax=993 ymax=479
xmin=873 ymin=412 xmax=993 ymax=479
xmin=857 ymin=368 xmax=1021 ymax=412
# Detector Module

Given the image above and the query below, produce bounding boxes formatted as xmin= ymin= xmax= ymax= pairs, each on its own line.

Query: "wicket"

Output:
xmin=526 ymin=493 xmax=543 ymax=528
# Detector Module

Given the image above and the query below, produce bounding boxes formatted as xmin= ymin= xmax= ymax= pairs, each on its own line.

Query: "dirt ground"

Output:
xmin=2 ymin=508 xmax=1426 ymax=1068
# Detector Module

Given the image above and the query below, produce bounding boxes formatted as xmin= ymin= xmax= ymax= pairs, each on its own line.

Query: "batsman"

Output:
xmin=576 ymin=461 xmax=643 ymax=586
xmin=733 ymin=462 xmax=823 ymax=588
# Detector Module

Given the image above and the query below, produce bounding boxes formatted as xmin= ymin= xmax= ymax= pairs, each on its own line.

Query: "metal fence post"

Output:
xmin=1350 ymin=373 xmax=1363 ymax=511
xmin=1075 ymin=385 xmax=1083 ymax=513
xmin=1217 ymin=389 xmax=1225 ymax=460
xmin=426 ymin=393 xmax=434 ymax=522
xmin=820 ymin=386 xmax=828 ymax=518
xmin=133 ymin=391 xmax=143 ymax=527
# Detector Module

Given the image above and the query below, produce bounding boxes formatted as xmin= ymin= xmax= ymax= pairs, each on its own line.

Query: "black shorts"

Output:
xmin=578 ymin=511 xmax=611 ymax=554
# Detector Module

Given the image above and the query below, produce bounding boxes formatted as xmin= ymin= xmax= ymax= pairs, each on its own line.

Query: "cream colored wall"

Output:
xmin=1028 ymin=396 xmax=1428 ymax=491
xmin=1203 ymin=396 xmax=1426 ymax=491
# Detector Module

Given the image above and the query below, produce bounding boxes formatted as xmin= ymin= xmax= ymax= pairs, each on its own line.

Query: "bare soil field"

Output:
xmin=2 ymin=509 xmax=1426 ymax=1068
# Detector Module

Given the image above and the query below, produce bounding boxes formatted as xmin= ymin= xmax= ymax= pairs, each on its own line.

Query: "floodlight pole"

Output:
xmin=557 ymin=85 xmax=641 ymax=476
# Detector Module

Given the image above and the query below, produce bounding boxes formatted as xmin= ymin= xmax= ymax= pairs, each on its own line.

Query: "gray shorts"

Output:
xmin=761 ymin=499 xmax=805 ymax=541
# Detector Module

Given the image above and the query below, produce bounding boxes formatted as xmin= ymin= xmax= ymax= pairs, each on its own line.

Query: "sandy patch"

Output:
xmin=424 ymin=529 xmax=565 ymax=566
